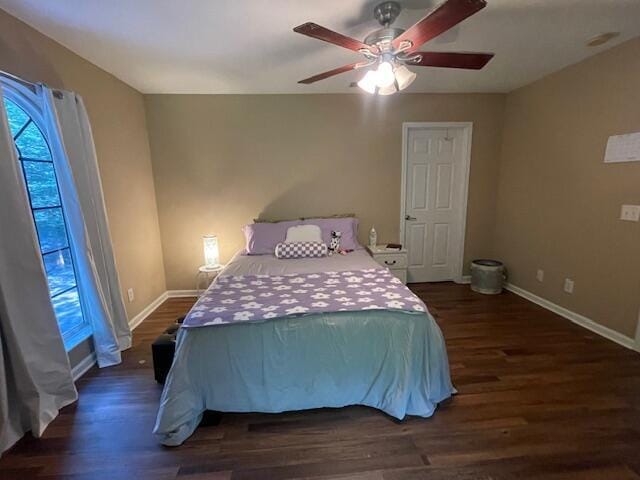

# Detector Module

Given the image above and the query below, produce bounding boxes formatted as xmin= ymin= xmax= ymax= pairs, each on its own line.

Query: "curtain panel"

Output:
xmin=0 ymin=87 xmax=77 ymax=456
xmin=42 ymin=88 xmax=131 ymax=367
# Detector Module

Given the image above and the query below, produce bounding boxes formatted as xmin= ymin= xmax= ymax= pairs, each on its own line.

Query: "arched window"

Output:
xmin=2 ymin=83 xmax=88 ymax=349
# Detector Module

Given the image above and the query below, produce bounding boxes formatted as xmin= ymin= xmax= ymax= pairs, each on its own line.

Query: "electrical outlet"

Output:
xmin=620 ymin=205 xmax=640 ymax=222
xmin=563 ymin=278 xmax=574 ymax=294
xmin=127 ymin=288 xmax=135 ymax=303
xmin=536 ymin=269 xmax=544 ymax=282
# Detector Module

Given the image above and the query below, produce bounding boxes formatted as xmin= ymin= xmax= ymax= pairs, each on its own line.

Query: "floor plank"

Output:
xmin=1 ymin=283 xmax=639 ymax=479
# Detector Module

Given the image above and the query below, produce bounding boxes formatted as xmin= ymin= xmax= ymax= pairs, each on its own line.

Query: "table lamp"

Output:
xmin=202 ymin=235 xmax=220 ymax=268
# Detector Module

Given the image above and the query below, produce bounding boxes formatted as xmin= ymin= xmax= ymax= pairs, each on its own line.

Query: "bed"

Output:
xmin=154 ymin=248 xmax=454 ymax=446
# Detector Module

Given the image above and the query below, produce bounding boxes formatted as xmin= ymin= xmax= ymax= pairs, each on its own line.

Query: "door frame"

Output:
xmin=400 ymin=122 xmax=473 ymax=284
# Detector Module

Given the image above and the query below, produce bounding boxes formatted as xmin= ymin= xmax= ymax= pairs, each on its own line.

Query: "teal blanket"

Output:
xmin=154 ymin=309 xmax=454 ymax=445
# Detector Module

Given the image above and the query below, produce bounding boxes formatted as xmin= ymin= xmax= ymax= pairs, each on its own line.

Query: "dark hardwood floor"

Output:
xmin=2 ymin=283 xmax=640 ymax=479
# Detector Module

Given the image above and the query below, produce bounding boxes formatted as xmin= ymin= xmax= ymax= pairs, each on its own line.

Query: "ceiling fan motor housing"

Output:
xmin=373 ymin=1 xmax=402 ymax=27
xmin=364 ymin=27 xmax=405 ymax=51
xmin=367 ymin=2 xmax=405 ymax=52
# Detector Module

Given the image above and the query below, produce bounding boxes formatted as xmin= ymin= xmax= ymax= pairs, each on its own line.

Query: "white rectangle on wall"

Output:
xmin=604 ymin=132 xmax=640 ymax=163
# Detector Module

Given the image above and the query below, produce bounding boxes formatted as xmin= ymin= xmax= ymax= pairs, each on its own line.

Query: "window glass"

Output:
xmin=15 ymin=121 xmax=52 ymax=160
xmin=3 ymin=96 xmax=88 ymax=348
xmin=43 ymin=249 xmax=76 ymax=296
xmin=4 ymin=97 xmax=29 ymax=137
xmin=22 ymin=161 xmax=61 ymax=208
xmin=51 ymin=289 xmax=85 ymax=336
xmin=34 ymin=208 xmax=69 ymax=253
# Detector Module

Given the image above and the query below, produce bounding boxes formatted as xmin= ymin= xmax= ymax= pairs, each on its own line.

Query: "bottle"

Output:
xmin=369 ymin=226 xmax=377 ymax=248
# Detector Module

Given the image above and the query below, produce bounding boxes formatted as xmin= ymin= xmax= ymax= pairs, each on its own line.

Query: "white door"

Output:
xmin=403 ymin=125 xmax=469 ymax=283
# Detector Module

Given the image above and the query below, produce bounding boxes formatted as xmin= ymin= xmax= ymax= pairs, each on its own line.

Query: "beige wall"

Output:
xmin=145 ymin=93 xmax=505 ymax=290
xmin=494 ymin=38 xmax=640 ymax=338
xmin=0 ymin=9 xmax=166 ymax=320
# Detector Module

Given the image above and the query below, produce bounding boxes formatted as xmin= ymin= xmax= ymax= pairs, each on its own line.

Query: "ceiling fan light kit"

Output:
xmin=357 ymin=61 xmax=417 ymax=95
xmin=293 ymin=0 xmax=494 ymax=96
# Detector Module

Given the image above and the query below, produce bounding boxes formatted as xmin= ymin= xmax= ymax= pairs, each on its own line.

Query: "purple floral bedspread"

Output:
xmin=183 ymin=268 xmax=427 ymax=328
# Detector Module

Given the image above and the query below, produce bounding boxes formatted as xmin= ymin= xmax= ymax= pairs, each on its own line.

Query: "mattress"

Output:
xmin=221 ymin=248 xmax=380 ymax=277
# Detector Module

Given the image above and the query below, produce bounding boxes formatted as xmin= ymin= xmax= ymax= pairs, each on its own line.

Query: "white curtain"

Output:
xmin=41 ymin=88 xmax=131 ymax=367
xmin=0 ymin=89 xmax=78 ymax=455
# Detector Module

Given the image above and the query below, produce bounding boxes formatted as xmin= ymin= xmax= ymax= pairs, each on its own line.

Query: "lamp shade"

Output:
xmin=394 ymin=65 xmax=417 ymax=91
xmin=377 ymin=83 xmax=397 ymax=96
xmin=376 ymin=61 xmax=395 ymax=88
xmin=202 ymin=235 xmax=220 ymax=267
xmin=357 ymin=70 xmax=378 ymax=94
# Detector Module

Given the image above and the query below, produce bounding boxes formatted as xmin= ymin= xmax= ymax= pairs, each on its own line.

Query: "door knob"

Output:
xmin=405 ymin=215 xmax=417 ymax=221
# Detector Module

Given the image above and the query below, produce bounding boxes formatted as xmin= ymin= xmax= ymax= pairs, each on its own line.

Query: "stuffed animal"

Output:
xmin=328 ymin=230 xmax=342 ymax=255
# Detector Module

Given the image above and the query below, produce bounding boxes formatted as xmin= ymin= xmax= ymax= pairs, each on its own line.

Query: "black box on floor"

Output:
xmin=151 ymin=332 xmax=176 ymax=384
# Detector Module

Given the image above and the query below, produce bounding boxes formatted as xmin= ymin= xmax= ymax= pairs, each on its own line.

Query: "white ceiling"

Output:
xmin=1 ymin=0 xmax=639 ymax=94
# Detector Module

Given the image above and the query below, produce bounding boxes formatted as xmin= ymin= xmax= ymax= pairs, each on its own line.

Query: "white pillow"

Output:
xmin=285 ymin=224 xmax=323 ymax=244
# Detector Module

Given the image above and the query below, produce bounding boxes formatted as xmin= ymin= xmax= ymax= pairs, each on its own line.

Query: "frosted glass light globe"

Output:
xmin=375 ymin=61 xmax=395 ymax=88
xmin=394 ymin=65 xmax=417 ymax=91
xmin=357 ymin=70 xmax=378 ymax=94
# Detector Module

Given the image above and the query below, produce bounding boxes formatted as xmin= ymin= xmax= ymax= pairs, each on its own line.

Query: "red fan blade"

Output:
xmin=298 ymin=62 xmax=361 ymax=84
xmin=406 ymin=51 xmax=494 ymax=69
xmin=294 ymin=22 xmax=377 ymax=54
xmin=393 ymin=0 xmax=487 ymax=52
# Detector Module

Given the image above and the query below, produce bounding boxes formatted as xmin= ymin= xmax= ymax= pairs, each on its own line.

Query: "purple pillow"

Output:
xmin=302 ymin=217 xmax=361 ymax=250
xmin=243 ymin=220 xmax=302 ymax=255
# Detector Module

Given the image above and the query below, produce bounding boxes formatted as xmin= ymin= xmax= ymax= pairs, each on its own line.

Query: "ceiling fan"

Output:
xmin=293 ymin=0 xmax=494 ymax=95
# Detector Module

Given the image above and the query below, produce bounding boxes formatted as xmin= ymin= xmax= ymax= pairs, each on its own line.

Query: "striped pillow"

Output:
xmin=275 ymin=242 xmax=328 ymax=259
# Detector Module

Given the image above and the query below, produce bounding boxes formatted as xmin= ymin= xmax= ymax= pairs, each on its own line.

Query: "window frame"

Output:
xmin=2 ymin=78 xmax=91 ymax=351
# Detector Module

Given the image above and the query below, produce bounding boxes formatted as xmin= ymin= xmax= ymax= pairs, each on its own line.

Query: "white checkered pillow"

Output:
xmin=275 ymin=242 xmax=328 ymax=259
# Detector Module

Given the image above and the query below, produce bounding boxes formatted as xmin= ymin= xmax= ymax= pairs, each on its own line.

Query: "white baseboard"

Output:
xmin=128 ymin=291 xmax=169 ymax=331
xmin=167 ymin=289 xmax=199 ymax=298
xmin=71 ymin=352 xmax=97 ymax=381
xmin=72 ymin=291 xmax=172 ymax=381
xmin=505 ymin=283 xmax=637 ymax=352
xmin=459 ymin=275 xmax=471 ymax=284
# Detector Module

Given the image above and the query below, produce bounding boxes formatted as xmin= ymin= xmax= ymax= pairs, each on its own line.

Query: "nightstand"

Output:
xmin=196 ymin=265 xmax=223 ymax=296
xmin=366 ymin=245 xmax=408 ymax=284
